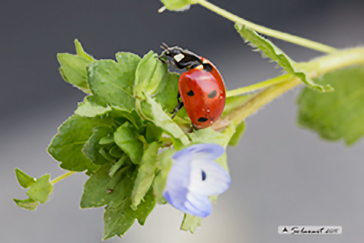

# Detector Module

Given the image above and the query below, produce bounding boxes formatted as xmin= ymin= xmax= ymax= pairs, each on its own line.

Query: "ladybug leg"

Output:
xmin=171 ymin=102 xmax=184 ymax=119
xmin=171 ymin=93 xmax=184 ymax=119
xmin=157 ymin=50 xmax=169 ymax=64
xmin=157 ymin=55 xmax=167 ymax=64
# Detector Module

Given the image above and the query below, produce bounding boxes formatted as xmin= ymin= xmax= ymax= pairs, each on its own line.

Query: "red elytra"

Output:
xmin=178 ymin=57 xmax=226 ymax=129
xmin=160 ymin=45 xmax=226 ymax=129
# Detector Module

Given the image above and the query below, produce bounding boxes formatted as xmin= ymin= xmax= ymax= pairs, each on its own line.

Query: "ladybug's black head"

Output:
xmin=161 ymin=46 xmax=183 ymax=59
xmin=160 ymin=44 xmax=202 ymax=70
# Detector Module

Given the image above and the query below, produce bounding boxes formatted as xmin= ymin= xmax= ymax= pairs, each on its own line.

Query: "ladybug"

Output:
xmin=160 ymin=43 xmax=226 ymax=129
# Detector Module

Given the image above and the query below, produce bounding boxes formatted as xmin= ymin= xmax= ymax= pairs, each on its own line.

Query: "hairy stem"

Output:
xmin=226 ymin=74 xmax=292 ymax=97
xmin=197 ymin=0 xmax=338 ymax=53
xmin=51 ymin=171 xmax=75 ymax=185
xmin=213 ymin=47 xmax=364 ymax=130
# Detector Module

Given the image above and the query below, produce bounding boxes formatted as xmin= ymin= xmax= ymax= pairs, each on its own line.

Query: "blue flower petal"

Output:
xmin=164 ymin=191 xmax=212 ymax=218
xmin=172 ymin=143 xmax=224 ymax=162
xmin=163 ymin=153 xmax=191 ymax=208
xmin=164 ymin=143 xmax=229 ymax=217
xmin=189 ymin=159 xmax=231 ymax=196
xmin=184 ymin=193 xmax=212 ymax=218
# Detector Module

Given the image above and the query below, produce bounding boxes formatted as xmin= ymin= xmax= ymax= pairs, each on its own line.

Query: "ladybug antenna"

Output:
xmin=158 ymin=6 xmax=166 ymax=13
xmin=162 ymin=42 xmax=169 ymax=49
xmin=159 ymin=43 xmax=169 ymax=61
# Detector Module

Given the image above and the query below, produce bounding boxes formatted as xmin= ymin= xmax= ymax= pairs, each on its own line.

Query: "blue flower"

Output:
xmin=163 ymin=144 xmax=231 ymax=218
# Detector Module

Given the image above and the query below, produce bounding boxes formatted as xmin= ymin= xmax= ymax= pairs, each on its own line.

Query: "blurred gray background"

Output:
xmin=2 ymin=0 xmax=364 ymax=242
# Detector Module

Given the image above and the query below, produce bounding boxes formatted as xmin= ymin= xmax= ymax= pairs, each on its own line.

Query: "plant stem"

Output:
xmin=226 ymin=74 xmax=292 ymax=97
xmin=51 ymin=171 xmax=75 ymax=185
xmin=212 ymin=47 xmax=364 ymax=130
xmin=197 ymin=0 xmax=338 ymax=53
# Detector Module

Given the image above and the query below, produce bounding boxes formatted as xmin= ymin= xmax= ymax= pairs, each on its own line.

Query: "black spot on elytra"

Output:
xmin=208 ymin=90 xmax=217 ymax=99
xmin=187 ymin=90 xmax=194 ymax=96
xmin=198 ymin=117 xmax=208 ymax=123
xmin=203 ymin=63 xmax=213 ymax=72
xmin=201 ymin=170 xmax=206 ymax=181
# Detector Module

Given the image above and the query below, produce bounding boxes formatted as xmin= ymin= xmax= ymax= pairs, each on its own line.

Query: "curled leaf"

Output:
xmin=114 ymin=122 xmax=144 ymax=164
xmin=134 ymin=51 xmax=168 ymax=98
xmin=75 ymin=96 xmax=111 ymax=117
xmin=15 ymin=168 xmax=36 ymax=189
xmin=235 ymin=24 xmax=333 ymax=92
xmin=131 ymin=142 xmax=159 ymax=209
xmin=13 ymin=198 xmax=39 ymax=211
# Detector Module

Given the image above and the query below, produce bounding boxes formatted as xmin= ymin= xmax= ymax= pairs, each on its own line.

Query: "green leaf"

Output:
xmin=80 ymin=165 xmax=133 ymax=208
xmin=74 ymin=39 xmax=95 ymax=62
xmin=114 ymin=122 xmax=144 ymax=164
xmin=87 ymin=60 xmax=136 ymax=111
xmin=99 ymin=134 xmax=114 ymax=145
xmin=15 ymin=168 xmax=35 ymax=188
xmin=48 ymin=115 xmax=111 ymax=172
xmin=235 ymin=24 xmax=332 ymax=92
xmin=109 ymin=156 xmax=129 ymax=177
xmin=188 ymin=124 xmax=236 ymax=149
xmin=153 ymin=149 xmax=175 ymax=203
xmin=115 ymin=52 xmax=141 ymax=71
xmin=82 ymin=126 xmax=115 ymax=165
xmin=13 ymin=198 xmax=39 ymax=211
xmin=134 ymin=51 xmax=168 ymax=97
xmin=75 ymin=96 xmax=111 ymax=117
xmin=26 ymin=175 xmax=53 ymax=204
xmin=111 ymin=108 xmax=142 ymax=129
xmin=103 ymin=189 xmax=155 ymax=240
xmin=131 ymin=142 xmax=159 ymax=209
xmin=135 ymin=189 xmax=156 ymax=225
xmin=180 ymin=213 xmax=201 ymax=233
xmin=145 ymin=122 xmax=163 ymax=143
xmin=161 ymin=0 xmax=197 ymax=11
xmin=228 ymin=122 xmax=246 ymax=146
xmin=297 ymin=66 xmax=364 ymax=145
xmin=57 ymin=53 xmax=92 ymax=94
xmin=99 ymin=148 xmax=116 ymax=162
xmin=138 ymin=96 xmax=189 ymax=149
xmin=155 ymin=72 xmax=180 ymax=112
xmin=108 ymin=145 xmax=124 ymax=158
